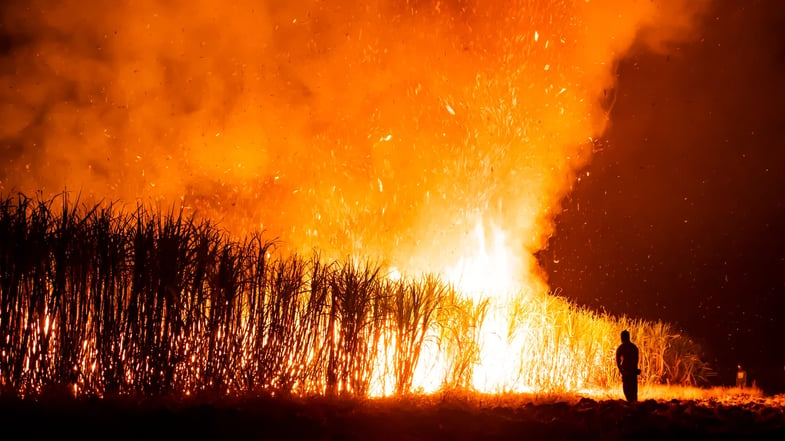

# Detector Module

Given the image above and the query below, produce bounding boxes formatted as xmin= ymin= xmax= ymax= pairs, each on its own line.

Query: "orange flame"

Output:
xmin=0 ymin=0 xmax=708 ymax=396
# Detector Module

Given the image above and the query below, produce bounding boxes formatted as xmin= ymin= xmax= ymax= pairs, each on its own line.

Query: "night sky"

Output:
xmin=538 ymin=0 xmax=785 ymax=393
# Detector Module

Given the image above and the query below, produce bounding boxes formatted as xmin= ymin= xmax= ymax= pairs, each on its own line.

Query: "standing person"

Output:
xmin=736 ymin=364 xmax=747 ymax=389
xmin=616 ymin=330 xmax=640 ymax=402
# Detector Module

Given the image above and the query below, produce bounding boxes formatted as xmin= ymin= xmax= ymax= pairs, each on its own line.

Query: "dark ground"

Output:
xmin=2 ymin=394 xmax=783 ymax=440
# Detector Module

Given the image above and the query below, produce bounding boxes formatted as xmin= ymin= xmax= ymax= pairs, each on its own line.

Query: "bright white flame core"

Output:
xmin=369 ymin=220 xmax=555 ymax=395
xmin=444 ymin=222 xmax=521 ymax=297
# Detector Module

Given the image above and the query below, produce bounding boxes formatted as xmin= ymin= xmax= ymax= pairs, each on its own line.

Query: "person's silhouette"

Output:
xmin=736 ymin=364 xmax=747 ymax=388
xmin=616 ymin=329 xmax=640 ymax=402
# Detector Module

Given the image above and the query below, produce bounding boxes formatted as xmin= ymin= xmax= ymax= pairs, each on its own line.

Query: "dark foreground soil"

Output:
xmin=1 ymin=394 xmax=783 ymax=440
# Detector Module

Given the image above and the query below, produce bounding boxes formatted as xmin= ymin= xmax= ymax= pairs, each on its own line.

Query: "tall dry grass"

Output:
xmin=0 ymin=193 xmax=710 ymax=398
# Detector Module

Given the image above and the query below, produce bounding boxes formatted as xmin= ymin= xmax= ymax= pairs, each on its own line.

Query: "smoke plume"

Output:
xmin=0 ymin=0 xmax=707 ymax=281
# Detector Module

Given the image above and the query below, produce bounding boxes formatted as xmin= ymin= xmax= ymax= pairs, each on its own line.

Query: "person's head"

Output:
xmin=620 ymin=330 xmax=630 ymax=343
xmin=738 ymin=364 xmax=742 ymax=371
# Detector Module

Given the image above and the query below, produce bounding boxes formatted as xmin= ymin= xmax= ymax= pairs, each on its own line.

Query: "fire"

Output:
xmin=0 ymin=0 xmax=707 ymax=262
xmin=439 ymin=221 xmax=533 ymax=392
xmin=443 ymin=221 xmax=520 ymax=297
xmin=0 ymin=0 xmax=708 ymax=397
xmin=369 ymin=219 xmax=562 ymax=396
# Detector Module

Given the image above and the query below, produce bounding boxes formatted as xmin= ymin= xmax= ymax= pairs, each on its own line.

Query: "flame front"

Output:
xmin=369 ymin=220 xmax=593 ymax=396
xmin=0 ymin=0 xmax=707 ymax=396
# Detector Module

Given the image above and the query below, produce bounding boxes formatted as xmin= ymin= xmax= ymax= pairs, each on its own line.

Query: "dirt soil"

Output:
xmin=1 ymin=394 xmax=783 ymax=440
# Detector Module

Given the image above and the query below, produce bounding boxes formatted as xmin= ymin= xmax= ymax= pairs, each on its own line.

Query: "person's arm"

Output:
xmin=615 ymin=346 xmax=622 ymax=373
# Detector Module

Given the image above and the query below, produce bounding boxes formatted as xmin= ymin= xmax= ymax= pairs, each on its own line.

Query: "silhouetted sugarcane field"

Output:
xmin=0 ymin=193 xmax=710 ymax=398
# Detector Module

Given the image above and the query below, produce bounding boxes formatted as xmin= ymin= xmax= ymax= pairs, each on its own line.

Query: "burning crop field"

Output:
xmin=1 ymin=0 xmax=784 ymax=438
xmin=0 ymin=194 xmax=711 ymax=398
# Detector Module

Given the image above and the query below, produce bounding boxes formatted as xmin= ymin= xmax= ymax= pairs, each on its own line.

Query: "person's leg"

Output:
xmin=622 ymin=375 xmax=637 ymax=402
xmin=622 ymin=376 xmax=631 ymax=401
